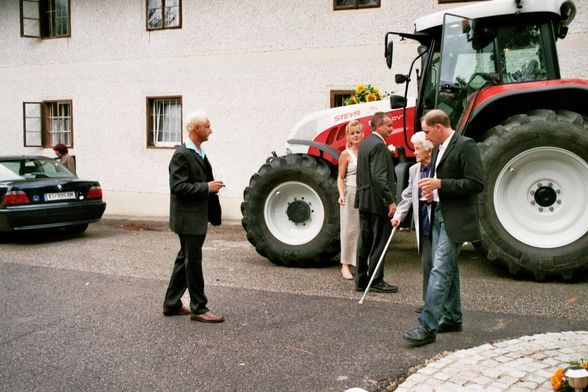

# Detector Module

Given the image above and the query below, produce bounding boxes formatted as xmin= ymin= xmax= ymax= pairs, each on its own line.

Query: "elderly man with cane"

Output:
xmin=354 ymin=112 xmax=398 ymax=294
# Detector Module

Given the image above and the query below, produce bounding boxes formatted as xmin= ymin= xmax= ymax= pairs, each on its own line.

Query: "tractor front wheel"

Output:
xmin=241 ymin=154 xmax=340 ymax=266
xmin=477 ymin=109 xmax=588 ymax=280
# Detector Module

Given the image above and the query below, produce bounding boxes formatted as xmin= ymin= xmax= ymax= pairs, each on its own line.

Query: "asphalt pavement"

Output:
xmin=1 ymin=219 xmax=587 ymax=391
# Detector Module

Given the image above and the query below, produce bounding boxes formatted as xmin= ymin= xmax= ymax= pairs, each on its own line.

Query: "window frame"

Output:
xmin=146 ymin=0 xmax=182 ymax=31
xmin=330 ymin=90 xmax=353 ymax=108
xmin=19 ymin=0 xmax=71 ymax=39
xmin=23 ymin=100 xmax=74 ymax=148
xmin=333 ymin=0 xmax=380 ymax=11
xmin=146 ymin=96 xmax=183 ymax=149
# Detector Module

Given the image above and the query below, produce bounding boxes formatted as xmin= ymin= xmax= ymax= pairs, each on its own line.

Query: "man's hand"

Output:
xmin=208 ymin=180 xmax=225 ymax=193
xmin=391 ymin=218 xmax=400 ymax=227
xmin=418 ymin=178 xmax=441 ymax=202
xmin=388 ymin=202 xmax=397 ymax=218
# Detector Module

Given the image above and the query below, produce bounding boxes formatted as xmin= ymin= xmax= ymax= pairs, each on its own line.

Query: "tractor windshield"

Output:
xmin=437 ymin=14 xmax=496 ymax=128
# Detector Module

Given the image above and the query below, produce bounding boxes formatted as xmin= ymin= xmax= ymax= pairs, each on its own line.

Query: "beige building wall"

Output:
xmin=1 ymin=0 xmax=587 ymax=220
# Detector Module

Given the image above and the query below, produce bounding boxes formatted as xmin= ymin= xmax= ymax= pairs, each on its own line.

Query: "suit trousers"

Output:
xmin=163 ymin=234 xmax=209 ymax=315
xmin=355 ymin=211 xmax=392 ymax=288
xmin=418 ymin=207 xmax=463 ymax=334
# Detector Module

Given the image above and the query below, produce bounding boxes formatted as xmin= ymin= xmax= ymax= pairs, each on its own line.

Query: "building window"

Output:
xmin=20 ymin=0 xmax=71 ymax=38
xmin=147 ymin=0 xmax=181 ymax=30
xmin=23 ymin=100 xmax=73 ymax=147
xmin=334 ymin=0 xmax=380 ymax=10
xmin=147 ymin=97 xmax=182 ymax=148
xmin=330 ymin=90 xmax=353 ymax=108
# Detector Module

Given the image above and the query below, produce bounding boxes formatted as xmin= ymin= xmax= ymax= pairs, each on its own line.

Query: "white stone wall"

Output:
xmin=1 ymin=0 xmax=587 ymax=220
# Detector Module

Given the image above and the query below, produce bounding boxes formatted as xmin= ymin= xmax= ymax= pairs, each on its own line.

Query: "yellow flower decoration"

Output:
xmin=551 ymin=368 xmax=564 ymax=391
xmin=344 ymin=84 xmax=387 ymax=106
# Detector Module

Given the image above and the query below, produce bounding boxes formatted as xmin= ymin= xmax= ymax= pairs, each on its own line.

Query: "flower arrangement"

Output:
xmin=344 ymin=84 xmax=384 ymax=106
xmin=551 ymin=359 xmax=588 ymax=391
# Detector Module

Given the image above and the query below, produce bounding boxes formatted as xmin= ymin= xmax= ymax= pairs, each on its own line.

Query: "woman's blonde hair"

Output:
xmin=345 ymin=120 xmax=364 ymax=148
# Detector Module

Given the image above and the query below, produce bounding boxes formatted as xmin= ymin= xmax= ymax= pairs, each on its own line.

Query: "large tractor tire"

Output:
xmin=477 ymin=109 xmax=588 ymax=280
xmin=241 ymin=154 xmax=340 ymax=266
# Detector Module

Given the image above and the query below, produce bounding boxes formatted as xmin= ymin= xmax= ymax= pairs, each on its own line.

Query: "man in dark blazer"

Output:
xmin=403 ymin=109 xmax=484 ymax=346
xmin=162 ymin=110 xmax=225 ymax=323
xmin=354 ymin=112 xmax=398 ymax=293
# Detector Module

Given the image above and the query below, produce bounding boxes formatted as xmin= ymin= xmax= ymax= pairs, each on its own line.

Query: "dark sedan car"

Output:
xmin=0 ymin=156 xmax=106 ymax=233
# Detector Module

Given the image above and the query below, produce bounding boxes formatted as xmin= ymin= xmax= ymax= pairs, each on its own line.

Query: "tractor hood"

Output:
xmin=286 ymin=98 xmax=414 ymax=154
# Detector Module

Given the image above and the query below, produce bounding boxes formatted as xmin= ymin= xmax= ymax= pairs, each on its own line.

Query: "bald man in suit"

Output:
xmin=162 ymin=110 xmax=225 ymax=323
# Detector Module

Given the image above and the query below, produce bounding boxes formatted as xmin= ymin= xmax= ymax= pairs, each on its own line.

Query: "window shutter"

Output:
xmin=20 ymin=0 xmax=41 ymax=38
xmin=23 ymin=102 xmax=43 ymax=146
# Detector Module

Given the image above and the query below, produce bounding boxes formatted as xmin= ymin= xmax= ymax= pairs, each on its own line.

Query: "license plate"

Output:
xmin=44 ymin=191 xmax=76 ymax=201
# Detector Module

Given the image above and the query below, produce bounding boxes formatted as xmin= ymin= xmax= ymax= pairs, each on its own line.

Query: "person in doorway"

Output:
xmin=53 ymin=143 xmax=76 ymax=175
xmin=403 ymin=109 xmax=484 ymax=346
xmin=354 ymin=112 xmax=398 ymax=293
xmin=392 ymin=131 xmax=434 ymax=312
xmin=162 ymin=110 xmax=225 ymax=323
xmin=337 ymin=120 xmax=364 ymax=280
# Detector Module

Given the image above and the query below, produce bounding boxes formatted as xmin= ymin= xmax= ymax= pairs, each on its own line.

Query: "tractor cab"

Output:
xmin=386 ymin=0 xmax=576 ymax=133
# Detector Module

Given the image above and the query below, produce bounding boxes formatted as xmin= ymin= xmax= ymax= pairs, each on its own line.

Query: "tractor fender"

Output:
xmin=462 ymin=81 xmax=588 ymax=141
xmin=287 ymin=138 xmax=341 ymax=162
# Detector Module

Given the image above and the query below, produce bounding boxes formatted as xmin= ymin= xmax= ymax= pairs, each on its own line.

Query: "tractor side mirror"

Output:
xmin=385 ymin=41 xmax=394 ymax=69
xmin=390 ymin=95 xmax=407 ymax=109
xmin=395 ymin=74 xmax=409 ymax=84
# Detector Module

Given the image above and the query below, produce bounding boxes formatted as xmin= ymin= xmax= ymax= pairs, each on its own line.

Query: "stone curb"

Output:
xmin=393 ymin=331 xmax=588 ymax=392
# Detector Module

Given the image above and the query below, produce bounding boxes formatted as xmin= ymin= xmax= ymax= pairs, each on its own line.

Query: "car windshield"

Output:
xmin=0 ymin=158 xmax=76 ymax=181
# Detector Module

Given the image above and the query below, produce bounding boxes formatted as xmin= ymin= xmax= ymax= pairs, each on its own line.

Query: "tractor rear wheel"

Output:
xmin=477 ymin=109 xmax=588 ymax=280
xmin=241 ymin=154 xmax=340 ymax=266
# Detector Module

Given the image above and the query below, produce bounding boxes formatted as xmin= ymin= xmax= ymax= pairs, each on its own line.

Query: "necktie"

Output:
xmin=419 ymin=165 xmax=431 ymax=237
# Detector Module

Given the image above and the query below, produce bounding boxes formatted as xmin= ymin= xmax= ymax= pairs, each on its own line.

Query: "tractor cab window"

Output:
xmin=498 ymin=24 xmax=547 ymax=83
xmin=437 ymin=14 xmax=496 ymax=128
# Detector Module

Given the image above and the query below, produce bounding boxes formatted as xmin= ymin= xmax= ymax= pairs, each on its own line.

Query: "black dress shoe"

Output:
xmin=370 ymin=281 xmax=398 ymax=293
xmin=356 ymin=287 xmax=366 ymax=292
xmin=438 ymin=320 xmax=463 ymax=333
xmin=403 ymin=327 xmax=436 ymax=346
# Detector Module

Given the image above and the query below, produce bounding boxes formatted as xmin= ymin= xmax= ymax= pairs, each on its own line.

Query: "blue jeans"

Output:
xmin=418 ymin=207 xmax=463 ymax=335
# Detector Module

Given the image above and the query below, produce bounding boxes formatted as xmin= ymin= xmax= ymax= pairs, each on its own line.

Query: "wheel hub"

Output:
xmin=527 ymin=181 xmax=561 ymax=212
xmin=286 ymin=199 xmax=311 ymax=224
xmin=263 ymin=181 xmax=325 ymax=246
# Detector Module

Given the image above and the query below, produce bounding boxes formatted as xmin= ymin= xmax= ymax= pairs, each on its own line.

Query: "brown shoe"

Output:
xmin=162 ymin=306 xmax=192 ymax=317
xmin=190 ymin=311 xmax=224 ymax=323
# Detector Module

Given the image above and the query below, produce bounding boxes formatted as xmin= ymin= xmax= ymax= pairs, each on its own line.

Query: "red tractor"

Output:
xmin=241 ymin=0 xmax=588 ymax=280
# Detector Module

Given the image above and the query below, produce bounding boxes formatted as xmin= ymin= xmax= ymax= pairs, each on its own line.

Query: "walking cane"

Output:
xmin=358 ymin=225 xmax=398 ymax=305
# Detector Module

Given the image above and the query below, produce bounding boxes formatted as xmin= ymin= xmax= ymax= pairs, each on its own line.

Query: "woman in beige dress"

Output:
xmin=337 ymin=120 xmax=364 ymax=280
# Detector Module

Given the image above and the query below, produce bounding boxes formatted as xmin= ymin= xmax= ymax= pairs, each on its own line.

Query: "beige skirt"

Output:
xmin=340 ymin=185 xmax=359 ymax=266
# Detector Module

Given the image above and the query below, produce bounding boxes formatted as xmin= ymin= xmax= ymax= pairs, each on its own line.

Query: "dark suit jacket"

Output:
xmin=355 ymin=133 xmax=397 ymax=215
xmin=169 ymin=144 xmax=221 ymax=235
xmin=433 ymin=132 xmax=484 ymax=243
